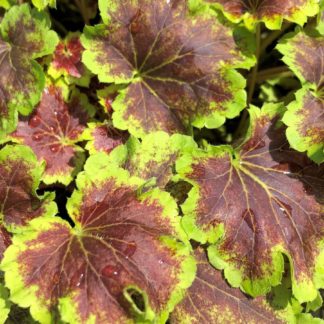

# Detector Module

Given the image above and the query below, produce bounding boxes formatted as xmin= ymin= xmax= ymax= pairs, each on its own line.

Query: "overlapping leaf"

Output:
xmin=177 ymin=103 xmax=324 ymax=302
xmin=100 ymin=132 xmax=197 ymax=188
xmin=48 ymin=33 xmax=92 ymax=87
xmin=31 ymin=0 xmax=56 ymax=10
xmin=277 ymin=31 xmax=324 ymax=163
xmin=170 ymin=248 xmax=295 ymax=323
xmin=204 ymin=0 xmax=319 ymax=30
xmin=0 ymin=145 xmax=57 ymax=232
xmin=1 ymin=155 xmax=195 ymax=323
xmin=83 ymin=122 xmax=127 ymax=155
xmin=9 ymin=85 xmax=94 ymax=185
xmin=0 ymin=4 xmax=58 ymax=137
xmin=81 ymin=0 xmax=253 ymax=137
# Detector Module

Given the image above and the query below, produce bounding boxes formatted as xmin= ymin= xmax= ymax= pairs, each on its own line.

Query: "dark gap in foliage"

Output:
xmin=165 ymin=181 xmax=193 ymax=212
xmin=125 ymin=288 xmax=146 ymax=312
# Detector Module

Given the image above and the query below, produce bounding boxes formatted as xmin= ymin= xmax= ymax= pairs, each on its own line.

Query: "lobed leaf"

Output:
xmin=170 ymin=248 xmax=296 ymax=323
xmin=277 ymin=31 xmax=324 ymax=163
xmin=177 ymin=103 xmax=324 ymax=302
xmin=0 ymin=4 xmax=58 ymax=137
xmin=48 ymin=33 xmax=92 ymax=87
xmin=102 ymin=132 xmax=198 ymax=188
xmin=204 ymin=0 xmax=319 ymax=30
xmin=9 ymin=85 xmax=94 ymax=185
xmin=81 ymin=0 xmax=252 ymax=137
xmin=1 ymin=156 xmax=195 ymax=323
xmin=0 ymin=145 xmax=57 ymax=231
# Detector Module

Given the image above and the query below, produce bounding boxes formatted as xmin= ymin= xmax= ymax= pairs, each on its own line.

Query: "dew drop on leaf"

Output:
xmin=32 ymin=132 xmax=43 ymax=141
xmin=101 ymin=265 xmax=120 ymax=278
xmin=124 ymin=242 xmax=137 ymax=259
xmin=29 ymin=115 xmax=41 ymax=128
xmin=49 ymin=144 xmax=61 ymax=153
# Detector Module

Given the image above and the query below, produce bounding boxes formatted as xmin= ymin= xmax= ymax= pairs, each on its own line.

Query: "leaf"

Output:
xmin=31 ymin=0 xmax=56 ymax=10
xmin=204 ymin=0 xmax=319 ymax=30
xmin=0 ymin=0 xmax=15 ymax=9
xmin=10 ymin=85 xmax=94 ymax=186
xmin=81 ymin=0 xmax=252 ymax=137
xmin=0 ymin=145 xmax=57 ymax=231
xmin=1 ymin=156 xmax=196 ymax=324
xmin=170 ymin=248 xmax=296 ymax=324
xmin=0 ymin=284 xmax=10 ymax=324
xmin=0 ymin=226 xmax=11 ymax=262
xmin=103 ymin=132 xmax=198 ymax=188
xmin=0 ymin=4 xmax=59 ymax=137
xmin=177 ymin=103 xmax=324 ymax=303
xmin=277 ymin=31 xmax=324 ymax=163
xmin=48 ymin=33 xmax=92 ymax=87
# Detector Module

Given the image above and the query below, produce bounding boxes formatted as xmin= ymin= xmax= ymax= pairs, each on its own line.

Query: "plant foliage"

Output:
xmin=0 ymin=0 xmax=323 ymax=323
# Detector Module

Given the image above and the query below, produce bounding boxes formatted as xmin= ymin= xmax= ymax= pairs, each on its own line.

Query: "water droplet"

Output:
xmin=70 ymin=267 xmax=85 ymax=288
xmin=158 ymin=259 xmax=164 ymax=265
xmin=54 ymin=110 xmax=58 ymax=116
xmin=101 ymin=265 xmax=120 ymax=278
xmin=124 ymin=242 xmax=137 ymax=259
xmin=49 ymin=143 xmax=60 ymax=153
xmin=32 ymin=132 xmax=43 ymax=141
xmin=49 ymin=126 xmax=55 ymax=132
xmin=29 ymin=115 xmax=41 ymax=128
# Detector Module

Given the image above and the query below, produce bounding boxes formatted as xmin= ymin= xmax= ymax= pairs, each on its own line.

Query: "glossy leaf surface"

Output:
xmin=11 ymin=85 xmax=93 ymax=185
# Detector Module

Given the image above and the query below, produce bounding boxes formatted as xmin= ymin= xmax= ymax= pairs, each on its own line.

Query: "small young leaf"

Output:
xmin=81 ymin=0 xmax=252 ymax=137
xmin=277 ymin=31 xmax=324 ymax=163
xmin=48 ymin=33 xmax=92 ymax=87
xmin=0 ymin=145 xmax=57 ymax=230
xmin=10 ymin=85 xmax=94 ymax=185
xmin=177 ymin=103 xmax=324 ymax=302
xmin=0 ymin=4 xmax=58 ymax=137
xmin=1 ymin=158 xmax=195 ymax=323
xmin=205 ymin=0 xmax=319 ymax=30
xmin=170 ymin=248 xmax=296 ymax=323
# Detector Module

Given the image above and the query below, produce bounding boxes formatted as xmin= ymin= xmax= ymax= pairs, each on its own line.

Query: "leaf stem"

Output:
xmin=256 ymin=66 xmax=293 ymax=83
xmin=259 ymin=23 xmax=292 ymax=56
xmin=248 ymin=24 xmax=261 ymax=104
xmin=75 ymin=0 xmax=90 ymax=25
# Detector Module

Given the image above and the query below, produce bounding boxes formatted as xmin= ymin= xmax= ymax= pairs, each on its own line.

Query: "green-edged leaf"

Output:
xmin=9 ymin=85 xmax=94 ymax=186
xmin=204 ymin=0 xmax=319 ymax=30
xmin=177 ymin=103 xmax=324 ymax=302
xmin=277 ymin=31 xmax=324 ymax=163
xmin=100 ymin=132 xmax=198 ymax=188
xmin=0 ymin=284 xmax=10 ymax=324
xmin=81 ymin=0 xmax=252 ymax=137
xmin=0 ymin=0 xmax=15 ymax=9
xmin=31 ymin=0 xmax=56 ymax=10
xmin=316 ymin=0 xmax=324 ymax=35
xmin=0 ymin=145 xmax=57 ymax=231
xmin=170 ymin=248 xmax=296 ymax=324
xmin=1 ymin=156 xmax=196 ymax=323
xmin=0 ymin=4 xmax=58 ymax=137
xmin=48 ymin=33 xmax=92 ymax=87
